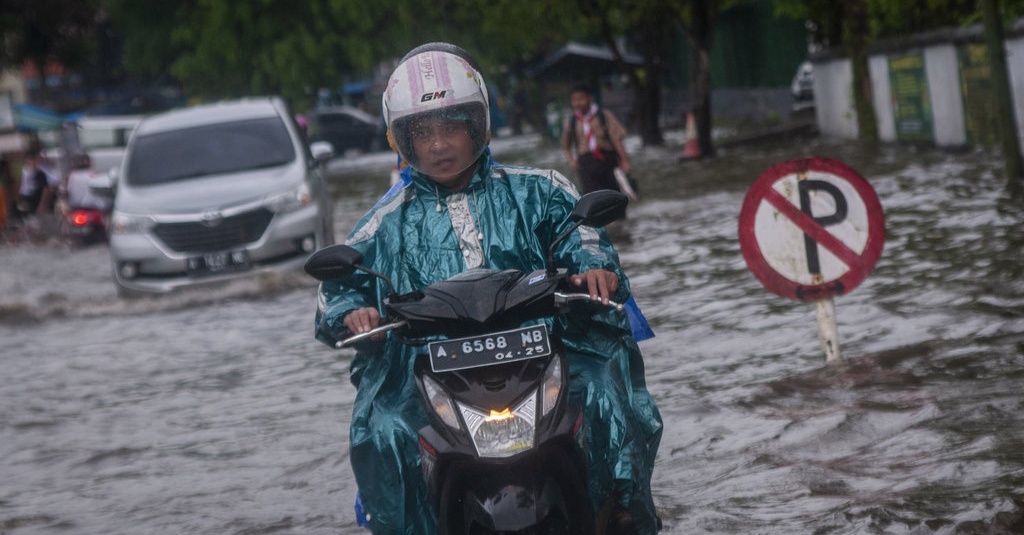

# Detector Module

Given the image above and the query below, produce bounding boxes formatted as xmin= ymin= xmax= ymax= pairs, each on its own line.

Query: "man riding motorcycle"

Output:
xmin=313 ymin=42 xmax=662 ymax=534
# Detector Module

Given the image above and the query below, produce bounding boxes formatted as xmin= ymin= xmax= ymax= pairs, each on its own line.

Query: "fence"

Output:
xmin=811 ymin=18 xmax=1024 ymax=151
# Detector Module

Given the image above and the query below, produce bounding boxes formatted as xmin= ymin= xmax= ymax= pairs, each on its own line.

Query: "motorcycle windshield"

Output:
xmin=388 ymin=268 xmax=561 ymax=337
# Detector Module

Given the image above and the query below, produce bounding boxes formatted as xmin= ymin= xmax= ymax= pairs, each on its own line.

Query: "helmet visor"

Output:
xmin=391 ymin=102 xmax=488 ymax=176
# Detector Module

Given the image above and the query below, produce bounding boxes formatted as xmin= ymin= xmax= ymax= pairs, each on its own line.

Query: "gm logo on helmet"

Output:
xmin=420 ymin=90 xmax=448 ymax=102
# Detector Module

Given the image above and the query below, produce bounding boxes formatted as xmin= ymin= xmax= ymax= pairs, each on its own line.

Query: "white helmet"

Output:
xmin=382 ymin=43 xmax=490 ymax=173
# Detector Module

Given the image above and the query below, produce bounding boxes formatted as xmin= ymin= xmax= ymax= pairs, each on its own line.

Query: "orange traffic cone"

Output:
xmin=682 ymin=112 xmax=701 ymax=160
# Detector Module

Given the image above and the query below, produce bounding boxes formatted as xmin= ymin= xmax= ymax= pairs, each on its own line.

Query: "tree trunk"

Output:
xmin=601 ymin=15 xmax=664 ymax=146
xmin=979 ymin=0 xmax=1024 ymax=190
xmin=635 ymin=24 xmax=665 ymax=146
xmin=842 ymin=0 xmax=879 ymax=145
xmin=690 ymin=0 xmax=716 ymax=158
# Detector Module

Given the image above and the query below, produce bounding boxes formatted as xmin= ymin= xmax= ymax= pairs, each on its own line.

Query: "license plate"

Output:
xmin=428 ymin=325 xmax=551 ymax=373
xmin=186 ymin=250 xmax=251 ymax=276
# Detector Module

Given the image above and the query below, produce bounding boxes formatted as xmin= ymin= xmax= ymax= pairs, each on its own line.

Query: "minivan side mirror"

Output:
xmin=310 ymin=141 xmax=335 ymax=164
xmin=89 ymin=168 xmax=118 ymax=199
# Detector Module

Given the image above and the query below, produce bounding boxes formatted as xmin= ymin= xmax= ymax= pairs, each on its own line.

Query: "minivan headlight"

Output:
xmin=110 ymin=211 xmax=154 ymax=235
xmin=266 ymin=183 xmax=312 ymax=213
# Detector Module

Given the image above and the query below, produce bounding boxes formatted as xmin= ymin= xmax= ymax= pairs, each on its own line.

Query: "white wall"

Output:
xmin=1006 ymin=36 xmax=1024 ymax=155
xmin=924 ymin=44 xmax=967 ymax=147
xmin=812 ymin=58 xmax=858 ymax=139
xmin=813 ymin=25 xmax=1024 ymax=151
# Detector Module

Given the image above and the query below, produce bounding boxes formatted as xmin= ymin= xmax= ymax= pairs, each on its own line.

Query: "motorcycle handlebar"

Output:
xmin=335 ymin=320 xmax=409 ymax=349
xmin=333 ymin=294 xmax=622 ymax=349
xmin=554 ymin=292 xmax=624 ymax=312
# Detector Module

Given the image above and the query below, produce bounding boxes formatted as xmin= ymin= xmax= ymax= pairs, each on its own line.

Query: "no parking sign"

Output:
xmin=738 ymin=157 xmax=885 ymax=361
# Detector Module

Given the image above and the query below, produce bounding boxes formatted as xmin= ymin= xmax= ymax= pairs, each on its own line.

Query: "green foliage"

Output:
xmin=773 ymin=0 xmax=1024 ymax=47
xmin=105 ymin=0 xmax=595 ymax=110
xmin=11 ymin=0 xmax=1024 ymax=114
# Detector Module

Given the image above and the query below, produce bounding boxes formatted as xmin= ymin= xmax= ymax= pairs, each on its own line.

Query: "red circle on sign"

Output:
xmin=738 ymin=157 xmax=885 ymax=301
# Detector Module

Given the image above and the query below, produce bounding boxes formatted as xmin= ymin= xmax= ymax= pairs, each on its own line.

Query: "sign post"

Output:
xmin=738 ymin=158 xmax=885 ymax=362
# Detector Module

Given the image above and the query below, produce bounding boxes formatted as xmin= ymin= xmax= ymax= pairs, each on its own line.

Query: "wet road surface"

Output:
xmin=2 ymin=134 xmax=1023 ymax=534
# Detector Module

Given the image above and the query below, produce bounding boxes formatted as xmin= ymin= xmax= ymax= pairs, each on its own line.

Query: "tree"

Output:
xmin=558 ymin=0 xmax=733 ymax=151
xmin=580 ymin=0 xmax=672 ymax=147
xmin=773 ymin=0 xmax=879 ymax=145
xmin=843 ymin=0 xmax=878 ymax=145
xmin=0 ymin=0 xmax=100 ymax=107
xmin=979 ymin=0 xmax=1024 ymax=188
xmin=683 ymin=0 xmax=721 ymax=157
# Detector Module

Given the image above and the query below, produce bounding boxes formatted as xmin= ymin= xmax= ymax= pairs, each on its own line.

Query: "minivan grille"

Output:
xmin=153 ymin=208 xmax=274 ymax=253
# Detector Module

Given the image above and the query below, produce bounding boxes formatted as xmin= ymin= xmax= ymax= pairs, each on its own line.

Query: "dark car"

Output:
xmin=307 ymin=106 xmax=388 ymax=154
xmin=791 ymin=61 xmax=814 ymax=111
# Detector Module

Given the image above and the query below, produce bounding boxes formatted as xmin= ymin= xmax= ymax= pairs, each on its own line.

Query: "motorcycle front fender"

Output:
xmin=437 ymin=444 xmax=594 ymax=535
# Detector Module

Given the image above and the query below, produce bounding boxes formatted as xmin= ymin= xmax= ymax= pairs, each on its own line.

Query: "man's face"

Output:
xmin=570 ymin=91 xmax=592 ymax=114
xmin=410 ymin=117 xmax=477 ymax=189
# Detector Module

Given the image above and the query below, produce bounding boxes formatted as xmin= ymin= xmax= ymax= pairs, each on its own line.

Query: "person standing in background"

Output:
xmin=16 ymin=150 xmax=59 ymax=218
xmin=560 ymin=83 xmax=632 ymax=194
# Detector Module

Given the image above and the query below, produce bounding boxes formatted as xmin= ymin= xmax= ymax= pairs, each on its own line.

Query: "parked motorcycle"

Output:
xmin=305 ymin=190 xmax=632 ymax=534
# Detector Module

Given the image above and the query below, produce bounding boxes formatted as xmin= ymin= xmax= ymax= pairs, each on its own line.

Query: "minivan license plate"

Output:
xmin=428 ymin=325 xmax=551 ymax=373
xmin=187 ymin=250 xmax=251 ymax=276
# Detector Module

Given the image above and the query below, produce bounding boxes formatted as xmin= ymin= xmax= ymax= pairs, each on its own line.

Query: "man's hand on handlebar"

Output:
xmin=344 ymin=307 xmax=385 ymax=340
xmin=569 ymin=269 xmax=619 ymax=305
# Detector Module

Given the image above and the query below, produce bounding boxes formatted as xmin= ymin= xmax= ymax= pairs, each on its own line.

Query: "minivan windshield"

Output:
xmin=126 ymin=117 xmax=295 ymax=185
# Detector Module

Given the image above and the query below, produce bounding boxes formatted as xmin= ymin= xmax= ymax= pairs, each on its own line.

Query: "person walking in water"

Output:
xmin=560 ymin=83 xmax=633 ymax=195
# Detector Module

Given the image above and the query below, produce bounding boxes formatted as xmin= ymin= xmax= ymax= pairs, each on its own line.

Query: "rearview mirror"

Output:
xmin=304 ymin=243 xmax=399 ymax=297
xmin=571 ymin=190 xmax=628 ymax=228
xmin=545 ymin=190 xmax=629 ymax=274
xmin=304 ymin=244 xmax=364 ymax=281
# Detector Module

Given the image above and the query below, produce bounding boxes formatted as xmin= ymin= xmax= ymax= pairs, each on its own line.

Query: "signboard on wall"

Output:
xmin=959 ymin=43 xmax=997 ymax=147
xmin=889 ymin=53 xmax=933 ymax=142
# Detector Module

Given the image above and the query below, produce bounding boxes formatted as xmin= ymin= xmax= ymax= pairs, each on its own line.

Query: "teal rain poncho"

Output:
xmin=315 ymin=154 xmax=663 ymax=533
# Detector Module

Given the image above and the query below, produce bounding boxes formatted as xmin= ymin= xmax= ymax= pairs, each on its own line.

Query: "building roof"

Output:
xmin=527 ymin=41 xmax=643 ymax=80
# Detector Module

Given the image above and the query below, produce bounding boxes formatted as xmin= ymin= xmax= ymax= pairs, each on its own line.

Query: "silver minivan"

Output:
xmin=105 ymin=97 xmax=335 ymax=296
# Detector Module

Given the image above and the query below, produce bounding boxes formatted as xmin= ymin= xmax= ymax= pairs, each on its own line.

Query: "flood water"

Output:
xmin=2 ymin=133 xmax=1023 ymax=534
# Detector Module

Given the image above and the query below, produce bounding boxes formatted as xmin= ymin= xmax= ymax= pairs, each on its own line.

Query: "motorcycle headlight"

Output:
xmin=423 ymin=375 xmax=461 ymax=430
xmin=458 ymin=394 xmax=536 ymax=458
xmin=540 ymin=357 xmax=563 ymax=418
xmin=109 ymin=211 xmax=154 ymax=235
xmin=266 ymin=183 xmax=312 ymax=213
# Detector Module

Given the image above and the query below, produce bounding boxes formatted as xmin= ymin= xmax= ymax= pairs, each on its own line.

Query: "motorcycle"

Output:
xmin=60 ymin=205 xmax=109 ymax=246
xmin=58 ymin=170 xmax=112 ymax=247
xmin=304 ymin=190 xmax=633 ymax=534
